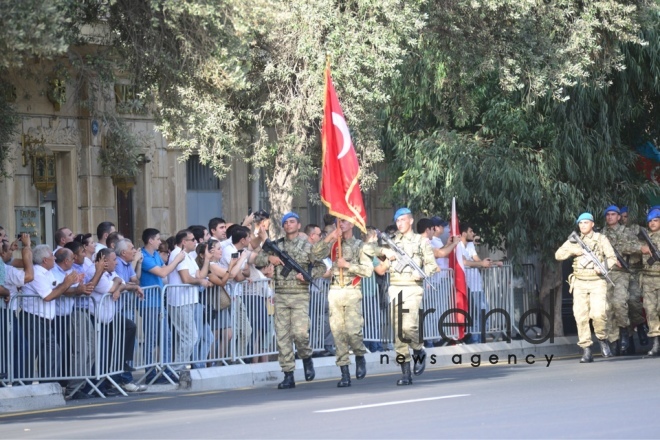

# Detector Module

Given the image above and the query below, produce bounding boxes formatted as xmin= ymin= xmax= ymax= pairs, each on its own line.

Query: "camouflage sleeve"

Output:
xmin=301 ymin=239 xmax=314 ymax=266
xmin=555 ymin=240 xmax=580 ymax=261
xmin=347 ymin=243 xmax=374 ymax=278
xmin=254 ymin=249 xmax=270 ymax=268
xmin=600 ymin=235 xmax=617 ymax=269
xmin=421 ymin=239 xmax=439 ymax=276
xmin=620 ymin=229 xmax=642 ymax=256
xmin=311 ymin=240 xmax=331 ymax=261
xmin=361 ymin=242 xmax=381 ymax=258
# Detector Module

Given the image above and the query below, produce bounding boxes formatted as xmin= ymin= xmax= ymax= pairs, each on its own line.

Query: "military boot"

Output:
xmin=355 ymin=355 xmax=366 ymax=380
xmin=619 ymin=328 xmax=630 ymax=354
xmin=580 ymin=347 xmax=593 ymax=363
xmin=302 ymin=357 xmax=315 ymax=381
xmin=638 ymin=324 xmax=649 ymax=346
xmin=337 ymin=365 xmax=351 ymax=388
xmin=396 ymin=362 xmax=413 ymax=386
xmin=626 ymin=335 xmax=636 ymax=355
xmin=610 ymin=339 xmax=620 ymax=356
xmin=413 ymin=349 xmax=427 ymax=376
xmin=277 ymin=372 xmax=295 ymax=389
xmin=599 ymin=339 xmax=613 ymax=358
xmin=647 ymin=336 xmax=660 ymax=356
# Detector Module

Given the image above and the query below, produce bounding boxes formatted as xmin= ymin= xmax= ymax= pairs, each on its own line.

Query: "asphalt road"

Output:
xmin=1 ymin=354 xmax=658 ymax=439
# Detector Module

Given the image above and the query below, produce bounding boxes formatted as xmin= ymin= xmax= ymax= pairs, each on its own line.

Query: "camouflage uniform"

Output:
xmin=255 ymin=236 xmax=314 ymax=373
xmin=312 ymin=236 xmax=373 ymax=367
xmin=625 ymin=224 xmax=646 ymax=328
xmin=556 ymin=231 xmax=617 ymax=348
xmin=641 ymin=230 xmax=660 ymax=338
xmin=602 ymin=224 xmax=641 ymax=342
xmin=382 ymin=231 xmax=438 ymax=362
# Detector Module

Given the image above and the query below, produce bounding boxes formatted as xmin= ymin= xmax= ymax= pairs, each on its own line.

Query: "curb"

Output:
xmin=184 ymin=336 xmax=581 ymax=391
xmin=0 ymin=383 xmax=65 ymax=414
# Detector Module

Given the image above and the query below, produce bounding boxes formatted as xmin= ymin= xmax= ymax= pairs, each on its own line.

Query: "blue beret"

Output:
xmin=620 ymin=206 xmax=629 ymax=214
xmin=603 ymin=205 xmax=620 ymax=216
xmin=394 ymin=207 xmax=412 ymax=221
xmin=647 ymin=209 xmax=660 ymax=223
xmin=576 ymin=212 xmax=594 ymax=224
xmin=281 ymin=212 xmax=300 ymax=226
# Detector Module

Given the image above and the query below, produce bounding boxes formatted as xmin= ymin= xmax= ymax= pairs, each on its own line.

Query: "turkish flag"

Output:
xmin=320 ymin=66 xmax=367 ymax=232
xmin=449 ymin=197 xmax=468 ymax=340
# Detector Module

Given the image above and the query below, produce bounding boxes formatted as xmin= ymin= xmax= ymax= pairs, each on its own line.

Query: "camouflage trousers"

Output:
xmin=274 ymin=292 xmax=313 ymax=372
xmin=606 ymin=270 xmax=630 ymax=342
xmin=628 ymin=271 xmax=645 ymax=328
xmin=328 ymin=286 xmax=367 ymax=367
xmin=571 ymin=277 xmax=609 ymax=348
xmin=641 ymin=274 xmax=660 ymax=338
xmin=388 ymin=283 xmax=424 ymax=362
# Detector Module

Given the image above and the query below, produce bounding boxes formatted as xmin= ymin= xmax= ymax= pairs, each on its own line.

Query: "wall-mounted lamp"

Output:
xmin=21 ymin=134 xmax=56 ymax=194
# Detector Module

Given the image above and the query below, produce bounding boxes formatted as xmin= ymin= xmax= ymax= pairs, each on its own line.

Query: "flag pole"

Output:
xmin=336 ymin=218 xmax=344 ymax=286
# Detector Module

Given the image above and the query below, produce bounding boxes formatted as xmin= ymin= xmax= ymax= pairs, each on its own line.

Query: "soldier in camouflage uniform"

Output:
xmin=255 ymin=212 xmax=316 ymax=389
xmin=556 ymin=212 xmax=617 ymax=363
xmin=602 ymin=205 xmax=642 ymax=355
xmin=620 ymin=206 xmax=649 ymax=349
xmin=312 ymin=219 xmax=373 ymax=387
xmin=377 ymin=208 xmax=438 ymax=385
xmin=640 ymin=208 xmax=660 ymax=356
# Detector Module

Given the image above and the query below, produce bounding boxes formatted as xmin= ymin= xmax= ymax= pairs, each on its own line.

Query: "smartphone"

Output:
xmin=248 ymin=207 xmax=252 ymax=216
xmin=231 ymin=252 xmax=239 ymax=259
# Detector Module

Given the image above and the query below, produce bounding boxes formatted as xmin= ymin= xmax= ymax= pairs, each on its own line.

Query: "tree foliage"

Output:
xmin=386 ymin=0 xmax=660 ymax=260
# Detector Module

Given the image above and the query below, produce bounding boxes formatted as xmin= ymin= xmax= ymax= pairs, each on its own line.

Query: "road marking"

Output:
xmin=314 ymin=394 xmax=470 ymax=413
xmin=134 ymin=396 xmax=174 ymax=402
xmin=0 ymin=401 xmax=123 ymax=419
xmin=183 ymin=391 xmax=226 ymax=396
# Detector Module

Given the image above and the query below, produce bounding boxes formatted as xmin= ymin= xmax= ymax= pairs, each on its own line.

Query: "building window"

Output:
xmin=187 ymin=155 xmax=221 ymax=191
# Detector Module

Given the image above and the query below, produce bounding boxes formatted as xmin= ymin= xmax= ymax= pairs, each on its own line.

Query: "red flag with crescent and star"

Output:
xmin=320 ymin=65 xmax=367 ymax=233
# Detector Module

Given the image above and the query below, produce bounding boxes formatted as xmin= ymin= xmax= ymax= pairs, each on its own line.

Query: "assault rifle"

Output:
xmin=376 ymin=230 xmax=430 ymax=283
xmin=262 ymin=239 xmax=318 ymax=288
xmin=637 ymin=229 xmax=660 ymax=266
xmin=568 ymin=231 xmax=615 ymax=286
xmin=612 ymin=247 xmax=631 ymax=273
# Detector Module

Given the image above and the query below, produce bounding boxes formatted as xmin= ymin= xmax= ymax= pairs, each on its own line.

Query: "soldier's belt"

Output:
xmin=329 ymin=283 xmax=361 ymax=290
xmin=275 ymin=279 xmax=307 ymax=286
xmin=641 ymin=271 xmax=660 ymax=277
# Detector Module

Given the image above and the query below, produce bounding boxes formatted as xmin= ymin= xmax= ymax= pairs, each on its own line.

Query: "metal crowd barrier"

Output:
xmin=1 ymin=265 xmax=523 ymax=389
xmin=465 ymin=265 xmax=516 ymax=340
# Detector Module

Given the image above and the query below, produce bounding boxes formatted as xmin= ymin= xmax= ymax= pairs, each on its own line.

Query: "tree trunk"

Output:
xmin=540 ymin=261 xmax=564 ymax=337
xmin=267 ymin=162 xmax=297 ymax=237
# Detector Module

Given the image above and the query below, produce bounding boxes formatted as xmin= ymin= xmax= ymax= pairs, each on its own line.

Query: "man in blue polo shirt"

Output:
xmin=140 ymin=228 xmax=184 ymax=383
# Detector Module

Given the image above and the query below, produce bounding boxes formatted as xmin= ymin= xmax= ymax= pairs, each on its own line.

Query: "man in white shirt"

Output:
xmin=167 ymin=229 xmax=211 ymax=371
xmin=458 ymin=224 xmax=501 ymax=343
xmin=1 ymin=234 xmax=33 ymax=380
xmin=94 ymin=221 xmax=115 ymax=258
xmin=21 ymin=245 xmax=78 ymax=380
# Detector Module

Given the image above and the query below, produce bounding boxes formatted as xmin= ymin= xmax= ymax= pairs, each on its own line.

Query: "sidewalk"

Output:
xmin=0 ymin=336 xmax=581 ymax=414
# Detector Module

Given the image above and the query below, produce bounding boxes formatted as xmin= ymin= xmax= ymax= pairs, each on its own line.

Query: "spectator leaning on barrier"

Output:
xmin=1 ymin=234 xmax=33 ymax=381
xmin=139 ymin=228 xmax=184 ymax=383
xmin=22 ymin=244 xmax=78 ymax=379
xmin=88 ymin=248 xmax=145 ymax=393
xmin=73 ymin=234 xmax=95 ymax=272
xmin=167 ymin=229 xmax=211 ymax=371
xmin=458 ymin=223 xmax=501 ymax=344
xmin=54 ymin=227 xmax=74 ymax=253
xmin=114 ymin=239 xmax=147 ymax=391
xmin=94 ymin=221 xmax=115 ymax=258
xmin=63 ymin=240 xmax=105 ymax=398
xmin=51 ymin=248 xmax=93 ymax=397
xmin=209 ymin=217 xmax=227 ymax=241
